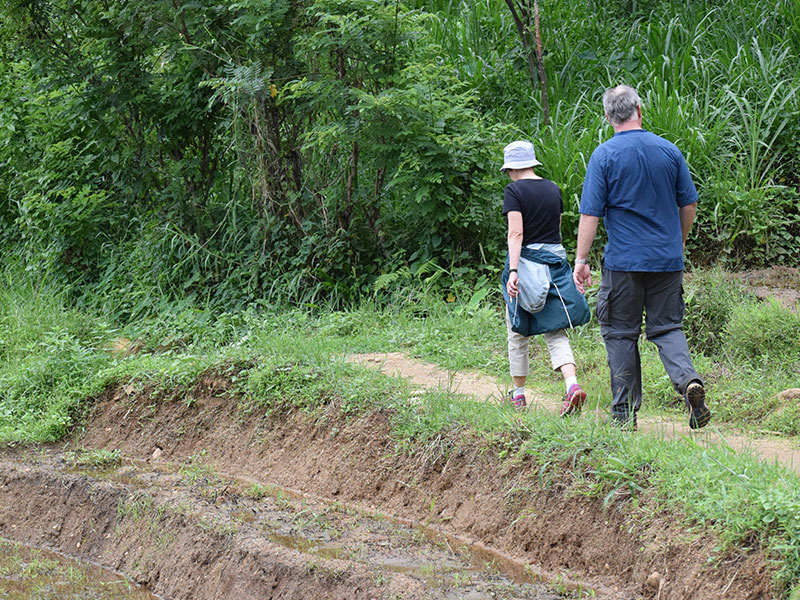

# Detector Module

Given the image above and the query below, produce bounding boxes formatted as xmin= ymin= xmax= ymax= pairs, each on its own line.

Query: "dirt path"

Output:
xmin=730 ymin=265 xmax=800 ymax=312
xmin=347 ymin=352 xmax=800 ymax=474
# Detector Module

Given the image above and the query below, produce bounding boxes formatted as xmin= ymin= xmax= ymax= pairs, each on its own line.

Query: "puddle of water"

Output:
xmin=265 ymin=528 xmax=463 ymax=588
xmin=370 ymin=554 xmax=488 ymax=586
xmin=410 ymin=524 xmax=537 ymax=585
xmin=231 ymin=509 xmax=258 ymax=524
xmin=262 ymin=521 xmax=529 ymax=593
xmin=266 ymin=531 xmax=348 ymax=562
xmin=0 ymin=538 xmax=160 ymax=600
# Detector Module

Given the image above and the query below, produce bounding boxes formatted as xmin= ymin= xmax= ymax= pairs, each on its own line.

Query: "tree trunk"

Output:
xmin=504 ymin=0 xmax=550 ymax=126
xmin=533 ymin=0 xmax=550 ymax=126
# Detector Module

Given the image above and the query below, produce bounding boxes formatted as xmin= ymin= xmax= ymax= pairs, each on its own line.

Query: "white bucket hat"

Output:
xmin=500 ymin=140 xmax=542 ymax=171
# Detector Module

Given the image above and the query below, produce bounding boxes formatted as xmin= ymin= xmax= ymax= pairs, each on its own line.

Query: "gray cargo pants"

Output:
xmin=596 ymin=269 xmax=702 ymax=423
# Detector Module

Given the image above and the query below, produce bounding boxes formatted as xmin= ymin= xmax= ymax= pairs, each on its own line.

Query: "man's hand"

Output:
xmin=506 ymin=271 xmax=519 ymax=298
xmin=573 ymin=263 xmax=592 ymax=294
xmin=679 ymin=202 xmax=696 ymax=250
xmin=575 ymin=215 xmax=599 ymax=294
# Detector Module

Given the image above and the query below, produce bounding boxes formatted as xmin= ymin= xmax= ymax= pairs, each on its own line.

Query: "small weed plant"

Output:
xmin=64 ymin=448 xmax=122 ymax=469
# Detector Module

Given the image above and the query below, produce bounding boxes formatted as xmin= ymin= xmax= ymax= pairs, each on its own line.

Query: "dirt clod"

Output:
xmin=777 ymin=388 xmax=800 ymax=401
xmin=646 ymin=571 xmax=662 ymax=590
xmin=109 ymin=338 xmax=143 ymax=357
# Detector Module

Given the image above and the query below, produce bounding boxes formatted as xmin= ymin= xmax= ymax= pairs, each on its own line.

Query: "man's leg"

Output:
xmin=644 ymin=271 xmax=711 ymax=429
xmin=597 ymin=269 xmax=645 ymax=425
xmin=643 ymin=271 xmax=702 ymax=394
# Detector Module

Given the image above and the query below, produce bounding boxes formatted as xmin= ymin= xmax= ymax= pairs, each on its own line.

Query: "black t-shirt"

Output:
xmin=502 ymin=178 xmax=563 ymax=245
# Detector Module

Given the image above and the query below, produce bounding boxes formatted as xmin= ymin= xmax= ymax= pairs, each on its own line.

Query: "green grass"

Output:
xmin=3 ymin=264 xmax=798 ymax=441
xmin=64 ymin=448 xmax=122 ymax=469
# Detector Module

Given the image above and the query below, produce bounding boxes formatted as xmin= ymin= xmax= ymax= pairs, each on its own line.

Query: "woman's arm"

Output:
xmin=506 ymin=211 xmax=523 ymax=298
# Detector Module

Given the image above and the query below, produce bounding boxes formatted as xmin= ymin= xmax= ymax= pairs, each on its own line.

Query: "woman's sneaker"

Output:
xmin=560 ymin=384 xmax=587 ymax=417
xmin=685 ymin=382 xmax=712 ymax=429
xmin=507 ymin=390 xmax=527 ymax=411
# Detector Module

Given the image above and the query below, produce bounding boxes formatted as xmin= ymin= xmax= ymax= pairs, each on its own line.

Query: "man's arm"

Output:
xmin=506 ymin=211 xmax=523 ymax=298
xmin=573 ymin=214 xmax=599 ymax=294
xmin=679 ymin=202 xmax=696 ymax=251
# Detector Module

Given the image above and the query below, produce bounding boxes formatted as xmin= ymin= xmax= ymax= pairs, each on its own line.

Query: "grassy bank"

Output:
xmin=1 ymin=268 xmax=800 ymax=595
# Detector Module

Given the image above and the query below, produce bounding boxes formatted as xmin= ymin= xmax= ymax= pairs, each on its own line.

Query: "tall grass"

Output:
xmin=413 ymin=0 xmax=800 ymax=266
xmin=0 ymin=269 xmax=112 ymax=441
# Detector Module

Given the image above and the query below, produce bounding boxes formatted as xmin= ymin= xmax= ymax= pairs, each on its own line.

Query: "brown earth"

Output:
xmin=0 ymin=454 xmax=401 ymax=600
xmin=0 ymin=445 xmax=568 ymax=600
xmin=730 ymin=265 xmax=800 ymax=311
xmin=1 ymin=266 xmax=795 ymax=599
xmin=0 ymin=372 xmax=781 ymax=600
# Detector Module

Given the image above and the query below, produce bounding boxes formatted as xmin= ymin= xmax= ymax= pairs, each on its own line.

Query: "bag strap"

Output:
xmin=551 ymin=281 xmax=574 ymax=330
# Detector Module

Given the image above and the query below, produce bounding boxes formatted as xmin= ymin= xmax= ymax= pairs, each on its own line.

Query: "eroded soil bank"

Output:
xmin=0 ymin=377 xmax=778 ymax=599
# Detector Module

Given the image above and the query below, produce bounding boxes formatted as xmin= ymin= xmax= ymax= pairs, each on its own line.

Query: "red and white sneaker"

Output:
xmin=507 ymin=390 xmax=527 ymax=411
xmin=560 ymin=384 xmax=587 ymax=417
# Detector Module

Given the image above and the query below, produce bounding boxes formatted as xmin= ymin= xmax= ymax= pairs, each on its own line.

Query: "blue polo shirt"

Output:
xmin=579 ymin=129 xmax=698 ymax=272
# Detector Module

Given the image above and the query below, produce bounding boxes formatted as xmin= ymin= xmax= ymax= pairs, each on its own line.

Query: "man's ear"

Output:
xmin=604 ymin=113 xmax=612 ymax=124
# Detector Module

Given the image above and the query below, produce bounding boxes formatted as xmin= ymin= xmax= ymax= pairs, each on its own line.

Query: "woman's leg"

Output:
xmin=542 ymin=329 xmax=586 ymax=415
xmin=506 ymin=307 xmax=530 ymax=383
xmin=506 ymin=307 xmax=529 ymax=407
xmin=542 ymin=329 xmax=575 ymax=381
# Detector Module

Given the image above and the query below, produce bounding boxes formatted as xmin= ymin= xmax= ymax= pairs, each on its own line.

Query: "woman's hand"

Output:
xmin=506 ymin=271 xmax=519 ymax=298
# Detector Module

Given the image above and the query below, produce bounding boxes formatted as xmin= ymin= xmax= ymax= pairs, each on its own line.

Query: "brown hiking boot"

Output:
xmin=686 ymin=382 xmax=712 ymax=429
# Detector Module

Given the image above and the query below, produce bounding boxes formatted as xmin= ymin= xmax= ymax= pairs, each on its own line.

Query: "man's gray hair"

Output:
xmin=602 ymin=85 xmax=641 ymax=126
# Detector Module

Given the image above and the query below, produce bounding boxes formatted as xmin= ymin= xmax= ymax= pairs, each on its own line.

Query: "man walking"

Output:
xmin=573 ymin=85 xmax=711 ymax=430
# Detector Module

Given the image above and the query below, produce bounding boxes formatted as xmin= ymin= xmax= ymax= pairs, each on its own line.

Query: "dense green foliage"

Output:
xmin=1 ymin=0 xmax=798 ymax=315
xmin=0 ymin=0 xmax=509 ymax=314
xmin=417 ymin=0 xmax=800 ymax=261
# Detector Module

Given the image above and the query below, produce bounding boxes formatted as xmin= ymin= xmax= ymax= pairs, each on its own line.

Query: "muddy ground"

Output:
xmin=0 ymin=373 xmax=779 ymax=600
xmin=729 ymin=265 xmax=800 ymax=311
xmin=0 ymin=537 xmax=157 ymax=599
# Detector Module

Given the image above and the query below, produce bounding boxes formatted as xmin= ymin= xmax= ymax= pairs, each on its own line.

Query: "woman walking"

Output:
xmin=500 ymin=140 xmax=590 ymax=414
